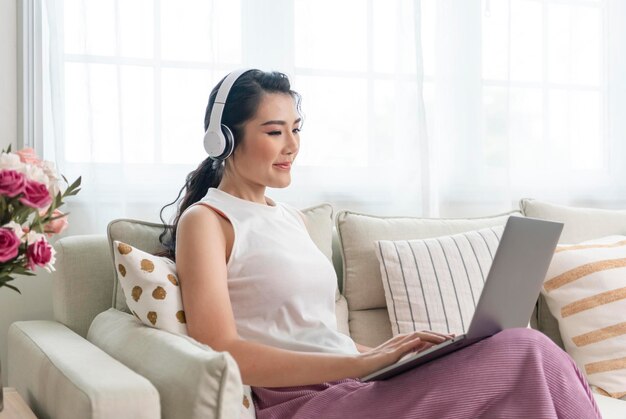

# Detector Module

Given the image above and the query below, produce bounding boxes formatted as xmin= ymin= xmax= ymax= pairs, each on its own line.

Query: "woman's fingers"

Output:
xmin=419 ymin=330 xmax=449 ymax=338
xmin=418 ymin=330 xmax=455 ymax=342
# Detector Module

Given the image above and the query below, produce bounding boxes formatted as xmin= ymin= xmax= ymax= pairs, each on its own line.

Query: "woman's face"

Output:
xmin=229 ymin=92 xmax=301 ymax=189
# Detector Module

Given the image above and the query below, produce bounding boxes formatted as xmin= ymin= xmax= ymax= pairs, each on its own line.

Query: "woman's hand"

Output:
xmin=353 ymin=330 xmax=454 ymax=378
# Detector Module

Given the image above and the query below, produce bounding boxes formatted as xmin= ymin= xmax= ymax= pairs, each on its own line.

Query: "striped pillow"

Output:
xmin=375 ymin=226 xmax=504 ymax=336
xmin=541 ymin=235 xmax=626 ymax=400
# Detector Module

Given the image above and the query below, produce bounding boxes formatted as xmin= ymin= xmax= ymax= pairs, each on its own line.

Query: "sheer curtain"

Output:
xmin=39 ymin=0 xmax=626 ymax=238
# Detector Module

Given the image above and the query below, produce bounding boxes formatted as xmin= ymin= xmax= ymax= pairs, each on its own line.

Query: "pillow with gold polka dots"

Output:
xmin=113 ymin=240 xmax=188 ymax=335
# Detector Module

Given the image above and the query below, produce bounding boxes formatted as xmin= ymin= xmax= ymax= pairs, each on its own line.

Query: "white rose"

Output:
xmin=2 ymin=221 xmax=25 ymax=240
xmin=0 ymin=152 xmax=25 ymax=171
xmin=42 ymin=161 xmax=61 ymax=197
xmin=21 ymin=163 xmax=50 ymax=186
xmin=25 ymin=231 xmax=45 ymax=245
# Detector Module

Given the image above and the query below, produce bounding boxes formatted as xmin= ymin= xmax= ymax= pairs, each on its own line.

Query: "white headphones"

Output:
xmin=203 ymin=69 xmax=253 ymax=160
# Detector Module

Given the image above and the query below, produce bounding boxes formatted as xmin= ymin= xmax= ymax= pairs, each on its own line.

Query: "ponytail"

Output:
xmin=157 ymin=158 xmax=224 ymax=261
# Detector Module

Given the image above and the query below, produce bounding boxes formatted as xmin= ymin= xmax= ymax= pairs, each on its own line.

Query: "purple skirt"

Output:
xmin=251 ymin=328 xmax=601 ymax=419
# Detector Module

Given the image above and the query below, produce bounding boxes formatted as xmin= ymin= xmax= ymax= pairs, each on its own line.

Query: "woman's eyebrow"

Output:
xmin=260 ymin=117 xmax=302 ymax=126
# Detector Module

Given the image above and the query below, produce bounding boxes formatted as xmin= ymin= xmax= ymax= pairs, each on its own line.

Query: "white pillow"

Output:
xmin=112 ymin=240 xmax=256 ymax=418
xmin=541 ymin=235 xmax=626 ymax=400
xmin=375 ymin=226 xmax=504 ymax=336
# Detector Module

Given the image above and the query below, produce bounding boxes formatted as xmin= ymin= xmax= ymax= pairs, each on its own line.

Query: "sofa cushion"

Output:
xmin=336 ymin=209 xmax=521 ymax=346
xmin=521 ymin=199 xmax=626 ymax=243
xmin=541 ymin=235 xmax=626 ymax=399
xmin=107 ymin=203 xmax=337 ymax=313
xmin=521 ymin=198 xmax=626 ymax=349
xmin=88 ymin=308 xmax=244 ymax=419
xmin=375 ymin=225 xmax=504 ymax=336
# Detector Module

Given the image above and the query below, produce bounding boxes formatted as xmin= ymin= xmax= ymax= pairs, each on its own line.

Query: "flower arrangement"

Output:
xmin=0 ymin=145 xmax=81 ymax=293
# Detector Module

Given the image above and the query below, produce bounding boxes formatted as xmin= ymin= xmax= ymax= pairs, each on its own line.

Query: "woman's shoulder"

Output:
xmin=177 ymin=204 xmax=232 ymax=241
xmin=184 ymin=201 xmax=229 ymax=222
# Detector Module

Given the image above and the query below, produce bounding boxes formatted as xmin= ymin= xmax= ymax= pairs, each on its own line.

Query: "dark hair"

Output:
xmin=157 ymin=69 xmax=302 ymax=261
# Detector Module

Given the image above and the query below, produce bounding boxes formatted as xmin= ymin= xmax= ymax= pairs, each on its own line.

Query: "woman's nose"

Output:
xmin=286 ymin=131 xmax=299 ymax=154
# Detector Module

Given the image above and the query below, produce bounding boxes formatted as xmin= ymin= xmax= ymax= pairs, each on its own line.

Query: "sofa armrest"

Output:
xmin=7 ymin=320 xmax=160 ymax=419
xmin=87 ymin=308 xmax=244 ymax=419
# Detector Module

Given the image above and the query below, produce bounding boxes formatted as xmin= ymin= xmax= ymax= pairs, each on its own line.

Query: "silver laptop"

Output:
xmin=360 ymin=216 xmax=564 ymax=382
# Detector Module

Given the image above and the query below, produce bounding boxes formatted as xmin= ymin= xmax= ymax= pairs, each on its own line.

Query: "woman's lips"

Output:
xmin=273 ymin=163 xmax=291 ymax=170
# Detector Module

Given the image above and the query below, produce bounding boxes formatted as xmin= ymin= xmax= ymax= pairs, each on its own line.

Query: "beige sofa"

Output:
xmin=7 ymin=198 xmax=626 ymax=418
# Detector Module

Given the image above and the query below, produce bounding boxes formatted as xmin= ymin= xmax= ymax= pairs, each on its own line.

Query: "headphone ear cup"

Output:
xmin=220 ymin=124 xmax=235 ymax=159
xmin=203 ymin=129 xmax=226 ymax=159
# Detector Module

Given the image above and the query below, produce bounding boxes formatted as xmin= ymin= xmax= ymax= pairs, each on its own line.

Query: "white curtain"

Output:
xmin=40 ymin=0 xmax=626 ymax=238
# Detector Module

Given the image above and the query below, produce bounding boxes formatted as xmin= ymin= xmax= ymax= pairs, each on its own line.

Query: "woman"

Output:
xmin=160 ymin=69 xmax=601 ymax=418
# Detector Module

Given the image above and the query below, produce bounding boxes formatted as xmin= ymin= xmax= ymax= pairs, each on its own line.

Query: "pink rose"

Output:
xmin=44 ymin=209 xmax=69 ymax=237
xmin=26 ymin=237 xmax=53 ymax=270
xmin=0 ymin=228 xmax=21 ymax=263
xmin=15 ymin=148 xmax=42 ymax=166
xmin=18 ymin=179 xmax=52 ymax=209
xmin=0 ymin=169 xmax=26 ymax=197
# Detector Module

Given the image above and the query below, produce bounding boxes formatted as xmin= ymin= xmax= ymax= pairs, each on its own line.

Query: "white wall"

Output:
xmin=0 ymin=0 xmax=54 ymax=387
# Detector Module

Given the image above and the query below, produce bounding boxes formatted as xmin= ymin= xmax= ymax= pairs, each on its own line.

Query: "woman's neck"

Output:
xmin=217 ymin=180 xmax=268 ymax=206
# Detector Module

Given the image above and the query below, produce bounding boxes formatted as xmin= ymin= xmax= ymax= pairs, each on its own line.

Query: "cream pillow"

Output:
xmin=112 ymin=240 xmax=256 ymax=419
xmin=541 ymin=235 xmax=626 ymax=399
xmin=375 ymin=226 xmax=504 ymax=336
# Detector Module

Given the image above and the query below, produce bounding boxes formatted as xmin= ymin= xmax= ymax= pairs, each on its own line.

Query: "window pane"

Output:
xmin=482 ymin=86 xmax=509 ymax=168
xmin=64 ymin=0 xmax=116 ymax=56
xmin=570 ymin=90 xmax=602 ymax=169
xmin=482 ymin=0 xmax=510 ymax=80
xmin=293 ymin=75 xmax=368 ymax=167
xmin=65 ymin=63 xmax=121 ymax=163
xmin=161 ymin=0 xmax=241 ymax=63
xmin=510 ymin=0 xmax=542 ymax=82
xmin=422 ymin=81 xmax=435 ymax=145
xmin=295 ymin=0 xmax=366 ymax=71
xmin=161 ymin=68 xmax=216 ymax=164
xmin=64 ymin=63 xmax=91 ymax=161
xmin=373 ymin=0 xmax=417 ymax=74
xmin=421 ymin=0 xmax=436 ymax=77
xmin=509 ymin=87 xmax=543 ymax=169
xmin=547 ymin=89 xmax=570 ymax=169
xmin=119 ymin=0 xmax=153 ymax=59
xmin=548 ymin=89 xmax=603 ymax=170
xmin=548 ymin=4 xmax=601 ymax=86
xmin=572 ymin=5 xmax=601 ymax=85
xmin=372 ymin=79 xmax=420 ymax=166
xmin=120 ymin=66 xmax=154 ymax=163
xmin=90 ymin=64 xmax=121 ymax=163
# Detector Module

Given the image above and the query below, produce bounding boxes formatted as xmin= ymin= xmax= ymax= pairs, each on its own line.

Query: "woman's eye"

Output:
xmin=293 ymin=128 xmax=301 ymax=134
xmin=268 ymin=131 xmax=281 ymax=136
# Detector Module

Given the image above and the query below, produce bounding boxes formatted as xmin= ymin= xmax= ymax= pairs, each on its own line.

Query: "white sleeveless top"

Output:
xmin=195 ymin=187 xmax=358 ymax=355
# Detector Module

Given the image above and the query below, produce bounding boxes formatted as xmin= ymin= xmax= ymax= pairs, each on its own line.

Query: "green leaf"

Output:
xmin=1 ymin=283 xmax=22 ymax=294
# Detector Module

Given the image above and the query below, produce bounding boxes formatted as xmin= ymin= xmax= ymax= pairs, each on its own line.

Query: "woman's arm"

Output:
xmin=176 ymin=205 xmax=440 ymax=388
